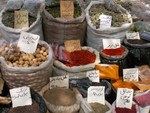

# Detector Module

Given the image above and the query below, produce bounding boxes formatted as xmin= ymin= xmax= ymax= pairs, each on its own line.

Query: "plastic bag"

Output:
xmin=21 ymin=0 xmax=45 ymax=18
xmin=138 ymin=65 xmax=150 ymax=81
xmin=96 ymin=64 xmax=119 ymax=80
xmin=5 ymin=0 xmax=24 ymax=11
xmin=134 ymin=90 xmax=150 ymax=108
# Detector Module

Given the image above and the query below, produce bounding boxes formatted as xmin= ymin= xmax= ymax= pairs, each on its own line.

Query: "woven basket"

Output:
xmin=1 ymin=40 xmax=53 ymax=92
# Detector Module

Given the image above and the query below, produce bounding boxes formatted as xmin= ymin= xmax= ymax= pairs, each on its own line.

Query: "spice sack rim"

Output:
xmin=43 ymin=2 xmax=86 ymax=24
xmin=53 ymin=46 xmax=100 ymax=73
xmin=0 ymin=7 xmax=41 ymax=33
xmin=0 ymin=40 xmax=53 ymax=74
xmin=85 ymin=0 xmax=133 ymax=34
xmin=100 ymin=45 xmax=129 ymax=60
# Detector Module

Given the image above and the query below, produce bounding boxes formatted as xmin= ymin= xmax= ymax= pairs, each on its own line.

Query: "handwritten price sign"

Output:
xmin=86 ymin=70 xmax=99 ymax=83
xmin=14 ymin=10 xmax=29 ymax=29
xmin=123 ymin=68 xmax=139 ymax=82
xmin=99 ymin=15 xmax=112 ymax=29
xmin=87 ymin=86 xmax=105 ymax=105
xmin=17 ymin=31 xmax=40 ymax=53
xmin=126 ymin=32 xmax=140 ymax=40
xmin=103 ymin=39 xmax=121 ymax=49
xmin=116 ymin=88 xmax=133 ymax=109
xmin=49 ymin=75 xmax=69 ymax=89
xmin=9 ymin=86 xmax=32 ymax=108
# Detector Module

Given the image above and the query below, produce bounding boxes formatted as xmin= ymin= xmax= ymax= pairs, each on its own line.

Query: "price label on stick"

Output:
xmin=87 ymin=86 xmax=105 ymax=105
xmin=126 ymin=32 xmax=140 ymax=40
xmin=49 ymin=75 xmax=69 ymax=89
xmin=64 ymin=40 xmax=81 ymax=52
xmin=99 ymin=14 xmax=112 ymax=29
xmin=123 ymin=68 xmax=139 ymax=82
xmin=14 ymin=10 xmax=29 ymax=29
xmin=60 ymin=1 xmax=74 ymax=18
xmin=116 ymin=88 xmax=133 ymax=109
xmin=17 ymin=31 xmax=40 ymax=53
xmin=86 ymin=70 xmax=99 ymax=83
xmin=9 ymin=86 xmax=32 ymax=108
xmin=103 ymin=39 xmax=121 ymax=49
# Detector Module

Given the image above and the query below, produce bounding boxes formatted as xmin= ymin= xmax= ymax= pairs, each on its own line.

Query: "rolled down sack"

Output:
xmin=1 ymin=40 xmax=53 ymax=92
xmin=52 ymin=46 xmax=100 ymax=77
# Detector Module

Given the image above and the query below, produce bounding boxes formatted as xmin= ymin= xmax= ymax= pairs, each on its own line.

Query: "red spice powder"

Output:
xmin=115 ymin=104 xmax=137 ymax=113
xmin=102 ymin=47 xmax=125 ymax=56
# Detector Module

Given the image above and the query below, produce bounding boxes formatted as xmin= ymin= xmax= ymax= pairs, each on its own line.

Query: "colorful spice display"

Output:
xmin=102 ymin=47 xmax=125 ymax=56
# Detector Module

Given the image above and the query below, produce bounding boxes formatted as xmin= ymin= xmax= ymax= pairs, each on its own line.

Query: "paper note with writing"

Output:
xmin=123 ymin=68 xmax=139 ymax=82
xmin=116 ymin=88 xmax=133 ymax=109
xmin=17 ymin=31 xmax=40 ymax=53
xmin=60 ymin=1 xmax=74 ymax=18
xmin=103 ymin=39 xmax=121 ymax=49
xmin=14 ymin=10 xmax=29 ymax=29
xmin=87 ymin=86 xmax=105 ymax=105
xmin=9 ymin=86 xmax=32 ymax=108
xmin=86 ymin=70 xmax=99 ymax=83
xmin=49 ymin=75 xmax=69 ymax=89
xmin=126 ymin=32 xmax=140 ymax=40
xmin=99 ymin=15 xmax=112 ymax=29
xmin=64 ymin=40 xmax=81 ymax=52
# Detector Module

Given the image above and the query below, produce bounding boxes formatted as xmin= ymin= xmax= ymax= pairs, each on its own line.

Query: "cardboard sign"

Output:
xmin=0 ymin=77 xmax=4 ymax=94
xmin=14 ymin=10 xmax=29 ymax=29
xmin=86 ymin=70 xmax=99 ymax=83
xmin=49 ymin=75 xmax=69 ymax=89
xmin=116 ymin=88 xmax=133 ymax=109
xmin=64 ymin=40 xmax=81 ymax=52
xmin=123 ymin=68 xmax=139 ymax=82
xmin=103 ymin=39 xmax=121 ymax=49
xmin=9 ymin=86 xmax=32 ymax=108
xmin=60 ymin=1 xmax=74 ymax=18
xmin=87 ymin=86 xmax=105 ymax=105
xmin=126 ymin=32 xmax=140 ymax=40
xmin=99 ymin=15 xmax=112 ymax=29
xmin=17 ymin=31 xmax=40 ymax=53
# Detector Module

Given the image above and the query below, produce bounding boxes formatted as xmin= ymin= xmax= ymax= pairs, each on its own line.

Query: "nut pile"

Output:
xmin=0 ymin=43 xmax=48 ymax=67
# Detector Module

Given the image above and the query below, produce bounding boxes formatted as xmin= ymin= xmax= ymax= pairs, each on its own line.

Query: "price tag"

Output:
xmin=49 ymin=75 xmax=69 ymax=89
xmin=9 ymin=86 xmax=32 ymax=108
xmin=123 ymin=68 xmax=139 ymax=82
xmin=17 ymin=31 xmax=40 ymax=53
xmin=126 ymin=32 xmax=140 ymax=40
xmin=14 ymin=10 xmax=29 ymax=29
xmin=86 ymin=70 xmax=99 ymax=83
xmin=116 ymin=88 xmax=133 ymax=109
xmin=99 ymin=15 xmax=112 ymax=29
xmin=87 ymin=86 xmax=105 ymax=105
xmin=60 ymin=1 xmax=74 ymax=18
xmin=103 ymin=39 xmax=121 ymax=49
xmin=64 ymin=40 xmax=81 ymax=52
xmin=0 ymin=77 xmax=4 ymax=94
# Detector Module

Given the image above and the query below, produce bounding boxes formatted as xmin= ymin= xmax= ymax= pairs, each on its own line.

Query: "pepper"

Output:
xmin=102 ymin=47 xmax=125 ymax=56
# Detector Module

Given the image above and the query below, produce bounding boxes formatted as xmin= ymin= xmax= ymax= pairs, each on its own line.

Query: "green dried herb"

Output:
xmin=46 ymin=0 xmax=81 ymax=18
xmin=89 ymin=4 xmax=129 ymax=29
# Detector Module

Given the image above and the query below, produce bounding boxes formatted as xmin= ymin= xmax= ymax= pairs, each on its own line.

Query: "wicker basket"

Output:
xmin=1 ymin=40 xmax=53 ymax=92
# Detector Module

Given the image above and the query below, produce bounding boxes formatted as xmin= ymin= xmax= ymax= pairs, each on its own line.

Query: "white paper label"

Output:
xmin=17 ymin=31 xmax=40 ymax=53
xmin=49 ymin=75 xmax=69 ymax=89
xmin=87 ymin=86 xmax=105 ymax=105
xmin=86 ymin=70 xmax=99 ymax=83
xmin=123 ymin=68 xmax=139 ymax=82
xmin=126 ymin=32 xmax=140 ymax=40
xmin=99 ymin=15 xmax=112 ymax=29
xmin=116 ymin=88 xmax=133 ymax=109
xmin=103 ymin=39 xmax=121 ymax=49
xmin=9 ymin=86 xmax=32 ymax=108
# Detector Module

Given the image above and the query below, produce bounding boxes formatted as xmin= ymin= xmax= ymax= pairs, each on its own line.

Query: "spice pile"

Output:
xmin=0 ymin=43 xmax=48 ymax=67
xmin=2 ymin=11 xmax=36 ymax=28
xmin=90 ymin=102 xmax=110 ymax=113
xmin=43 ymin=87 xmax=76 ymax=106
xmin=8 ymin=100 xmax=40 ymax=113
xmin=127 ymin=39 xmax=150 ymax=44
xmin=46 ymin=0 xmax=81 ymax=18
xmin=102 ymin=47 xmax=125 ymax=56
xmin=89 ymin=4 xmax=128 ymax=29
